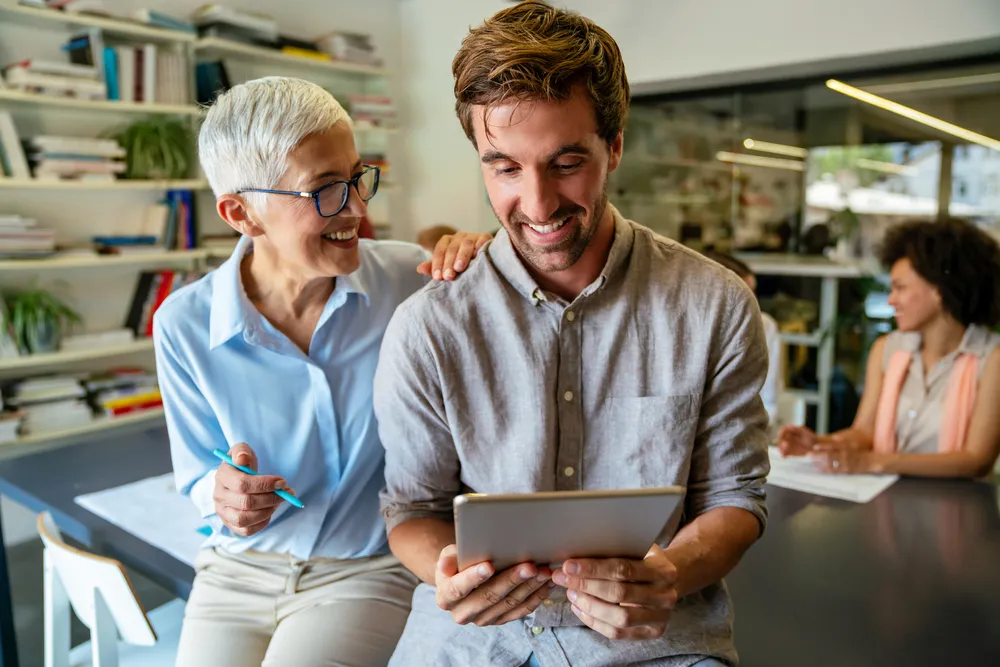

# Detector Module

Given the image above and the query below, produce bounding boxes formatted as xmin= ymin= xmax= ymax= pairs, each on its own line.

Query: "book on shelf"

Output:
xmin=0 ymin=411 xmax=22 ymax=445
xmin=315 ymin=32 xmax=382 ymax=67
xmin=195 ymin=60 xmax=230 ymax=105
xmin=60 ymin=328 xmax=135 ymax=352
xmin=132 ymin=9 xmax=196 ymax=34
xmin=125 ymin=269 xmax=202 ymax=337
xmin=0 ymin=112 xmax=30 ymax=179
xmin=191 ymin=5 xmax=278 ymax=43
xmin=26 ymin=135 xmax=125 ymax=181
xmin=348 ymin=95 xmax=396 ymax=129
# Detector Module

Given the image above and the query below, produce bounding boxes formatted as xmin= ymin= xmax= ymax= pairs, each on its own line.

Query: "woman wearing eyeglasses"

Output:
xmin=154 ymin=77 xmax=489 ymax=667
xmin=779 ymin=218 xmax=1000 ymax=479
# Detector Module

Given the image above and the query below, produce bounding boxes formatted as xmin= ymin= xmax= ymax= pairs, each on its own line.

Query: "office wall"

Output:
xmin=395 ymin=0 xmax=1000 ymax=232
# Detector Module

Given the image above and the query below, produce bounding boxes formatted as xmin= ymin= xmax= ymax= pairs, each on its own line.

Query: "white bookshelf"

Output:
xmin=0 ymin=339 xmax=154 ymax=375
xmin=0 ymin=178 xmax=209 ymax=190
xmin=194 ymin=36 xmax=386 ymax=76
xmin=740 ymin=253 xmax=868 ymax=434
xmin=0 ymin=88 xmax=201 ymax=116
xmin=0 ymin=3 xmax=195 ymax=43
xmin=0 ymin=2 xmax=394 ymax=456
xmin=0 ymin=408 xmax=165 ymax=462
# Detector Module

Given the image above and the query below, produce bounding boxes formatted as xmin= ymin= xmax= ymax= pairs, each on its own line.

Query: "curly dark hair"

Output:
xmin=878 ymin=218 xmax=1000 ymax=327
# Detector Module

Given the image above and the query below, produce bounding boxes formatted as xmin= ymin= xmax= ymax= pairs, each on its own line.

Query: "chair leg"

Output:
xmin=91 ymin=590 xmax=119 ymax=667
xmin=43 ymin=550 xmax=70 ymax=667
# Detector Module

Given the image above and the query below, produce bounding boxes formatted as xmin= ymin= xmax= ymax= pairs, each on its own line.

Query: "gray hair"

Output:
xmin=198 ymin=77 xmax=352 ymax=210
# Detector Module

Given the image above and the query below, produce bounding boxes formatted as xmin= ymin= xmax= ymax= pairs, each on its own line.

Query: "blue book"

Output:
xmin=102 ymin=47 xmax=119 ymax=101
xmin=93 ymin=236 xmax=158 ymax=246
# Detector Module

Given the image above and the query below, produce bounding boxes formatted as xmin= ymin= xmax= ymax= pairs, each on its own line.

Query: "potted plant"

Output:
xmin=4 ymin=288 xmax=81 ymax=354
xmin=112 ymin=117 xmax=194 ymax=180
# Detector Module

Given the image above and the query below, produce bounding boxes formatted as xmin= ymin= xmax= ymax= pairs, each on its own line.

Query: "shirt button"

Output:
xmin=531 ymin=625 xmax=544 ymax=636
xmin=566 ymin=311 xmax=576 ymax=322
xmin=564 ymin=391 xmax=574 ymax=402
xmin=543 ymin=599 xmax=554 ymax=607
xmin=908 ymin=410 xmax=917 ymax=419
xmin=564 ymin=466 xmax=575 ymax=477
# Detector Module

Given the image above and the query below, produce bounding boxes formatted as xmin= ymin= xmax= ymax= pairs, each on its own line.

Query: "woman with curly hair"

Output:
xmin=779 ymin=218 xmax=1000 ymax=478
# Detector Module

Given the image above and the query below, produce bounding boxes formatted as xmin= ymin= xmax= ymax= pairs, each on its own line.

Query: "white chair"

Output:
xmin=38 ymin=511 xmax=185 ymax=667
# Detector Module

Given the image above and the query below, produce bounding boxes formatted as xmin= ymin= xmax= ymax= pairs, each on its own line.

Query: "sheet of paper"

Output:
xmin=767 ymin=447 xmax=899 ymax=503
xmin=75 ymin=473 xmax=206 ymax=568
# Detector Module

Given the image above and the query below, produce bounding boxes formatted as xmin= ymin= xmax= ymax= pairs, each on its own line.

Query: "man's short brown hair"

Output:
xmin=452 ymin=0 xmax=629 ymax=147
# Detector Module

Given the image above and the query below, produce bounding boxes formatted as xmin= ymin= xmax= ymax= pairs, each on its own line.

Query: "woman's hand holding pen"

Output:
xmin=213 ymin=443 xmax=294 ymax=537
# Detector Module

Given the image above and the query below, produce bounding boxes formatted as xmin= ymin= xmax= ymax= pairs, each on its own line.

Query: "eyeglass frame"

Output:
xmin=236 ymin=164 xmax=381 ymax=218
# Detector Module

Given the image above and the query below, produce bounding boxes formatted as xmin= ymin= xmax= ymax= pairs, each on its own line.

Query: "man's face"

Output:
xmin=472 ymin=87 xmax=622 ymax=274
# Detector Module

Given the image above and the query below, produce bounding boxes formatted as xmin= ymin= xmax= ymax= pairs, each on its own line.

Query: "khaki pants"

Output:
xmin=174 ymin=547 xmax=418 ymax=667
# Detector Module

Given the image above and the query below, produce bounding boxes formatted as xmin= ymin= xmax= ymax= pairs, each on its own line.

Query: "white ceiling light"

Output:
xmin=716 ymin=151 xmax=805 ymax=171
xmin=854 ymin=158 xmax=916 ymax=175
xmin=742 ymin=138 xmax=808 ymax=158
xmin=826 ymin=78 xmax=1000 ymax=152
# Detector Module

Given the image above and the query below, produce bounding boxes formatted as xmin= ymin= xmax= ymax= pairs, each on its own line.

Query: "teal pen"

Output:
xmin=212 ymin=448 xmax=305 ymax=509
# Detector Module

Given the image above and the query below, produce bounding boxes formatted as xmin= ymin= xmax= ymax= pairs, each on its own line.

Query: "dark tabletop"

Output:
xmin=727 ymin=481 xmax=1000 ymax=666
xmin=0 ymin=426 xmax=192 ymax=599
xmin=0 ymin=432 xmax=998 ymax=665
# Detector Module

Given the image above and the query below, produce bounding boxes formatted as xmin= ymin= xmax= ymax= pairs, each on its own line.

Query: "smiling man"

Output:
xmin=373 ymin=2 xmax=771 ymax=667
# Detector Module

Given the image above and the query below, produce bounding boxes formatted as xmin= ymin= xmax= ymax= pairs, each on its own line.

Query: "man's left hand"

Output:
xmin=552 ymin=544 xmax=678 ymax=640
xmin=417 ymin=232 xmax=492 ymax=280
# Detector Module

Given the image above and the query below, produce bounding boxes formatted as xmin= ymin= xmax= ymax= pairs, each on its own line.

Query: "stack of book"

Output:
xmin=191 ymin=5 xmax=278 ymax=46
xmin=126 ymin=269 xmax=202 ymax=337
xmin=5 ymin=375 xmax=92 ymax=435
xmin=348 ymin=95 xmax=396 ymax=129
xmin=26 ymin=135 xmax=125 ymax=182
xmin=361 ymin=152 xmax=392 ymax=185
xmin=85 ymin=368 xmax=161 ymax=417
xmin=316 ymin=32 xmax=382 ymax=67
xmin=2 ymin=59 xmax=105 ymax=100
xmin=0 ymin=214 xmax=56 ymax=258
xmin=60 ymin=328 xmax=135 ymax=352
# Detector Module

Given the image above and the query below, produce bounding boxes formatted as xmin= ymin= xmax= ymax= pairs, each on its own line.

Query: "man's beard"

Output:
xmin=495 ymin=180 xmax=608 ymax=274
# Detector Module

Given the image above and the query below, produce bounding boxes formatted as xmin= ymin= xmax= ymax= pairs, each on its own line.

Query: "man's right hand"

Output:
xmin=435 ymin=544 xmax=554 ymax=626
xmin=213 ymin=443 xmax=290 ymax=537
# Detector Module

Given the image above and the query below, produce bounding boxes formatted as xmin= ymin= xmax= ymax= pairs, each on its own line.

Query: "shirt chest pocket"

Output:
xmin=592 ymin=395 xmax=700 ymax=486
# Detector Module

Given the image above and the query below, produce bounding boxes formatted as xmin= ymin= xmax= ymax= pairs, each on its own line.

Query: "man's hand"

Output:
xmin=417 ymin=232 xmax=492 ymax=280
xmin=213 ymin=443 xmax=291 ymax=537
xmin=435 ymin=545 xmax=554 ymax=626
xmin=552 ymin=545 xmax=679 ymax=640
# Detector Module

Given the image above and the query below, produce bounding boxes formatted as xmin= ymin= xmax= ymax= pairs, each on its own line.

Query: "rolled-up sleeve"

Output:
xmin=153 ymin=317 xmax=226 ymax=528
xmin=374 ymin=304 xmax=460 ymax=535
xmin=686 ymin=281 xmax=771 ymax=532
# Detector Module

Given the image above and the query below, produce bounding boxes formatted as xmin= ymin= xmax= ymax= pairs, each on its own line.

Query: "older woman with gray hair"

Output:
xmin=153 ymin=77 xmax=489 ymax=666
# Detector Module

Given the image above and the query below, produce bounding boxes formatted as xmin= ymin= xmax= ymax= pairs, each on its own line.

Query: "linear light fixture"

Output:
xmin=742 ymin=138 xmax=808 ymax=158
xmin=855 ymin=158 xmax=915 ymax=175
xmin=826 ymin=78 xmax=1000 ymax=152
xmin=716 ymin=151 xmax=805 ymax=172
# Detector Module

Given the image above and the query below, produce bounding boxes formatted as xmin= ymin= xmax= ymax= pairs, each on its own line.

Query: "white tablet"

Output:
xmin=454 ymin=486 xmax=685 ymax=572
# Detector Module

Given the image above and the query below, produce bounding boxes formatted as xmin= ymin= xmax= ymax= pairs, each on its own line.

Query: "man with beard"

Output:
xmin=373 ymin=2 xmax=770 ymax=665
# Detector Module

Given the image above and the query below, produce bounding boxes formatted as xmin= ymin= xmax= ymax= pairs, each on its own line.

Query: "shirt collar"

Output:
xmin=209 ymin=235 xmax=256 ymax=350
xmin=209 ymin=236 xmax=371 ymax=350
xmin=897 ymin=323 xmax=991 ymax=359
xmin=487 ymin=205 xmax=635 ymax=305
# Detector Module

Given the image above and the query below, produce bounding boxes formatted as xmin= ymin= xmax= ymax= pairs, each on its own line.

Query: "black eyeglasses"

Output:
xmin=238 ymin=164 xmax=380 ymax=217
